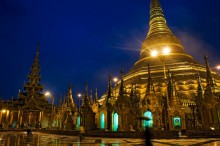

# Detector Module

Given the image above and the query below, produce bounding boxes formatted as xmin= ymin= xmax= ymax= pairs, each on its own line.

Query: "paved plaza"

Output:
xmin=0 ymin=131 xmax=220 ymax=146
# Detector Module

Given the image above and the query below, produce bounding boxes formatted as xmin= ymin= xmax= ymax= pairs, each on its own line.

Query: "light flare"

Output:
xmin=151 ymin=50 xmax=158 ymax=57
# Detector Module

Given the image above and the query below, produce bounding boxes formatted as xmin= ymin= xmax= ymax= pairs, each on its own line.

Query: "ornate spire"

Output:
xmin=167 ymin=70 xmax=180 ymax=105
xmin=107 ymin=75 xmax=112 ymax=97
xmin=23 ymin=43 xmax=43 ymax=100
xmin=196 ymin=71 xmax=204 ymax=107
xmin=204 ymin=55 xmax=216 ymax=87
xmin=89 ymin=90 xmax=93 ymax=105
xmin=58 ymin=96 xmax=63 ymax=107
xmin=85 ymin=81 xmax=89 ymax=97
xmin=94 ymin=88 xmax=99 ymax=103
xmin=130 ymin=83 xmax=134 ymax=102
xmin=106 ymin=75 xmax=112 ymax=106
xmin=119 ymin=68 xmax=125 ymax=96
xmin=68 ymin=83 xmax=77 ymax=110
xmin=197 ymin=71 xmax=203 ymax=96
xmin=82 ymin=81 xmax=90 ymax=107
xmin=146 ymin=64 xmax=155 ymax=94
xmin=147 ymin=0 xmax=172 ymax=37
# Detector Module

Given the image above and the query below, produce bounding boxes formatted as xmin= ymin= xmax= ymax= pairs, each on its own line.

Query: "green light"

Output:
xmin=113 ymin=113 xmax=118 ymax=131
xmin=143 ymin=111 xmax=153 ymax=129
xmin=100 ymin=112 xmax=105 ymax=129
xmin=76 ymin=116 xmax=80 ymax=130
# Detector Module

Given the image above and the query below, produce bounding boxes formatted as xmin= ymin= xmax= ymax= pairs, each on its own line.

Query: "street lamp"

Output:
xmin=151 ymin=50 xmax=158 ymax=57
xmin=1 ymin=109 xmax=6 ymax=113
xmin=214 ymin=65 xmax=220 ymax=75
xmin=113 ymin=77 xmax=118 ymax=83
xmin=113 ymin=77 xmax=118 ymax=98
xmin=77 ymin=93 xmax=82 ymax=110
xmin=162 ymin=47 xmax=171 ymax=55
xmin=151 ymin=46 xmax=171 ymax=130
xmin=45 ymin=91 xmax=54 ymax=129
xmin=151 ymin=47 xmax=171 ymax=79
xmin=45 ymin=91 xmax=54 ymax=110
xmin=1 ymin=109 xmax=7 ymax=129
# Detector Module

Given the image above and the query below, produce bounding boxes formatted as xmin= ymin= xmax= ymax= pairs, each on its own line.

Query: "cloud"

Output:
xmin=174 ymin=29 xmax=219 ymax=65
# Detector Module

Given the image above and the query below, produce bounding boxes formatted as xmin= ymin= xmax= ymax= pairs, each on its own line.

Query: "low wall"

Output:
xmin=39 ymin=130 xmax=179 ymax=139
xmin=187 ymin=130 xmax=220 ymax=138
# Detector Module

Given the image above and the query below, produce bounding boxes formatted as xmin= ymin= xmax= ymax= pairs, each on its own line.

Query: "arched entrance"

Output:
xmin=143 ymin=111 xmax=153 ymax=129
xmin=112 ymin=113 xmax=118 ymax=131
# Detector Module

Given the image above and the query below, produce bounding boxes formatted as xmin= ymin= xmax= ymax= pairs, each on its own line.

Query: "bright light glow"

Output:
xmin=113 ymin=77 xmax=118 ymax=83
xmin=216 ymin=65 xmax=220 ymax=70
xmin=151 ymin=50 xmax=158 ymax=57
xmin=78 ymin=93 xmax=82 ymax=97
xmin=2 ymin=109 xmax=6 ymax=113
xmin=162 ymin=47 xmax=171 ymax=55
xmin=210 ymin=127 xmax=215 ymax=130
xmin=45 ymin=91 xmax=51 ymax=96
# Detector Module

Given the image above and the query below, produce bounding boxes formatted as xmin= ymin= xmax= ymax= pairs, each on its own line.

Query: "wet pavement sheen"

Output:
xmin=0 ymin=131 xmax=220 ymax=146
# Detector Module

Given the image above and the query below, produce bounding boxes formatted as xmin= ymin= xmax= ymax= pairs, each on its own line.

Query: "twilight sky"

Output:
xmin=0 ymin=0 xmax=220 ymax=104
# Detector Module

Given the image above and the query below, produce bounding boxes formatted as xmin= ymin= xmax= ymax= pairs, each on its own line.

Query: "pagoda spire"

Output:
xmin=90 ymin=90 xmax=93 ymax=105
xmin=147 ymin=0 xmax=172 ymax=38
xmin=204 ymin=55 xmax=216 ymax=87
xmin=23 ymin=43 xmax=43 ymax=100
xmin=94 ymin=88 xmax=99 ymax=103
xmin=119 ymin=68 xmax=125 ymax=96
xmin=139 ymin=0 xmax=185 ymax=60
xmin=67 ymin=83 xmax=77 ymax=110
xmin=85 ymin=81 xmax=89 ymax=97
xmin=82 ymin=81 xmax=90 ymax=106
xmin=58 ymin=96 xmax=63 ymax=107
xmin=106 ymin=75 xmax=112 ymax=106
xmin=28 ymin=43 xmax=41 ymax=86
xmin=196 ymin=71 xmax=204 ymax=107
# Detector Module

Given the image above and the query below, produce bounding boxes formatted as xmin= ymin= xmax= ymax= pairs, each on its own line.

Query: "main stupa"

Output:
xmin=97 ymin=0 xmax=220 ymax=131
xmin=122 ymin=0 xmax=220 ymax=100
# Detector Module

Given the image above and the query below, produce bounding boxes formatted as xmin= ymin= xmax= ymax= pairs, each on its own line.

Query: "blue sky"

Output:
xmin=0 ymin=0 xmax=220 ymax=104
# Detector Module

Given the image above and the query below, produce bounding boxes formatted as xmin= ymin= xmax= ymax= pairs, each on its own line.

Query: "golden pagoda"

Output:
xmin=97 ymin=0 xmax=220 ymax=131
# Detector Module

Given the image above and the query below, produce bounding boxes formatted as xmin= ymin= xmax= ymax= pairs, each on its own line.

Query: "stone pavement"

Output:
xmin=0 ymin=131 xmax=220 ymax=145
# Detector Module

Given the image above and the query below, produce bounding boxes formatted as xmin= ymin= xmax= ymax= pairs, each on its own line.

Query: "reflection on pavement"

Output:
xmin=1 ymin=131 xmax=220 ymax=146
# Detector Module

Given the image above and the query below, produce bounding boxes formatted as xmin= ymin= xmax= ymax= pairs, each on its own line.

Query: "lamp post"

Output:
xmin=45 ymin=91 xmax=54 ymax=129
xmin=77 ymin=93 xmax=82 ymax=110
xmin=113 ymin=77 xmax=118 ymax=98
xmin=151 ymin=47 xmax=170 ymax=79
xmin=2 ymin=109 xmax=6 ymax=113
xmin=1 ymin=109 xmax=6 ymax=128
xmin=151 ymin=46 xmax=171 ymax=130
xmin=214 ymin=65 xmax=220 ymax=75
